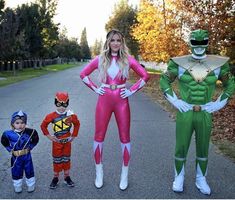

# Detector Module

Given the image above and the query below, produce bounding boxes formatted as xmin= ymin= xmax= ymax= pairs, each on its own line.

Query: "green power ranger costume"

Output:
xmin=160 ymin=29 xmax=234 ymax=195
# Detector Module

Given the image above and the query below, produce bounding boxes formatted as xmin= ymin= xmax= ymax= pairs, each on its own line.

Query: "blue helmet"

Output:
xmin=11 ymin=110 xmax=27 ymax=124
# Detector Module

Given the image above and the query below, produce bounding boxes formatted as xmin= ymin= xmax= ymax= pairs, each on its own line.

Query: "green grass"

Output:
xmin=0 ymin=62 xmax=85 ymax=87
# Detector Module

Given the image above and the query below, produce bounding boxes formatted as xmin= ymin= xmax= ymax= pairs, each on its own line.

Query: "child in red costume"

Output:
xmin=40 ymin=92 xmax=80 ymax=189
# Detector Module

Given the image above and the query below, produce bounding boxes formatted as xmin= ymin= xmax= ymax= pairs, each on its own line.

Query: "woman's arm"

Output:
xmin=80 ymin=56 xmax=99 ymax=92
xmin=120 ymin=56 xmax=150 ymax=99
xmin=128 ymin=56 xmax=150 ymax=93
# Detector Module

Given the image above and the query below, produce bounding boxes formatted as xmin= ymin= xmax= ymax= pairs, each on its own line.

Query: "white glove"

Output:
xmin=120 ymin=88 xmax=135 ymax=99
xmin=93 ymin=86 xmax=105 ymax=95
xmin=201 ymin=95 xmax=228 ymax=113
xmin=67 ymin=136 xmax=75 ymax=142
xmin=166 ymin=92 xmax=193 ymax=112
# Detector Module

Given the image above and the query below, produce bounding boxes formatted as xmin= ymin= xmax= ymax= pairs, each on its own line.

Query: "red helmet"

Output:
xmin=55 ymin=92 xmax=69 ymax=107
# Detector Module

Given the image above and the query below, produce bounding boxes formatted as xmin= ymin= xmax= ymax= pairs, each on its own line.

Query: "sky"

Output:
xmin=5 ymin=0 xmax=140 ymax=46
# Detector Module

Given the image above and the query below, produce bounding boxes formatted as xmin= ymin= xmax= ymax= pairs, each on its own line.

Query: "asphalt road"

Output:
xmin=0 ymin=64 xmax=234 ymax=199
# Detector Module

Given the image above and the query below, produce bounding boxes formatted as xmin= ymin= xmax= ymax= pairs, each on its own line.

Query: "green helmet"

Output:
xmin=189 ymin=29 xmax=209 ymax=57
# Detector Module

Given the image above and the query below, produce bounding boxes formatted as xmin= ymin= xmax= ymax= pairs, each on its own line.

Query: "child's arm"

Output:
xmin=29 ymin=129 xmax=39 ymax=150
xmin=40 ymin=114 xmax=52 ymax=136
xmin=70 ymin=114 xmax=80 ymax=142
xmin=41 ymin=114 xmax=60 ymax=142
xmin=1 ymin=132 xmax=13 ymax=152
xmin=46 ymin=134 xmax=59 ymax=142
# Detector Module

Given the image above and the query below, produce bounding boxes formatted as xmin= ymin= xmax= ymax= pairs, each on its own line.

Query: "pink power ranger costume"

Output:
xmin=80 ymin=54 xmax=149 ymax=190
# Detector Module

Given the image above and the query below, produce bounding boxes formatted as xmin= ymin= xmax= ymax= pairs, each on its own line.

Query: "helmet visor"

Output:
xmin=190 ymin=39 xmax=208 ymax=46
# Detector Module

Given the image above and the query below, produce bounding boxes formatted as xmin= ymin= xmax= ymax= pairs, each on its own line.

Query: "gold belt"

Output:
xmin=12 ymin=149 xmax=29 ymax=157
xmin=193 ymin=105 xmax=201 ymax=112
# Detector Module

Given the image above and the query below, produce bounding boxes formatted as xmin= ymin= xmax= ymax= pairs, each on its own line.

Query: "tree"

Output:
xmin=35 ymin=0 xmax=59 ymax=58
xmin=15 ymin=0 xmax=59 ymax=59
xmin=131 ymin=0 xmax=234 ymax=63
xmin=54 ymin=29 xmax=82 ymax=61
xmin=80 ymin=27 xmax=91 ymax=60
xmin=176 ymin=0 xmax=235 ymax=62
xmin=16 ymin=3 xmax=43 ymax=59
xmin=105 ymin=0 xmax=139 ymax=58
xmin=131 ymin=0 xmax=188 ymax=62
xmin=0 ymin=8 xmax=27 ymax=60
xmin=0 ymin=0 xmax=4 ymax=14
xmin=91 ymin=38 xmax=103 ymax=57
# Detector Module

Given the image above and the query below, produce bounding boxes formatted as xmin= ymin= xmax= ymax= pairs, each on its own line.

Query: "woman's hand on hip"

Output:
xmin=120 ymin=88 xmax=134 ymax=99
xmin=94 ymin=86 xmax=105 ymax=95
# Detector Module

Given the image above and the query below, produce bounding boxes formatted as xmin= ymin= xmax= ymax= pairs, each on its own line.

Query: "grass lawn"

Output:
xmin=0 ymin=62 xmax=85 ymax=87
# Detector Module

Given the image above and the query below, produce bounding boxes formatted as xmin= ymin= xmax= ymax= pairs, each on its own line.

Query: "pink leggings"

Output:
xmin=94 ymin=88 xmax=131 ymax=166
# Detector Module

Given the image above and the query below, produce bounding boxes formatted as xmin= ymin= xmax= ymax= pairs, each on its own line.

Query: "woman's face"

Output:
xmin=109 ymin=33 xmax=122 ymax=53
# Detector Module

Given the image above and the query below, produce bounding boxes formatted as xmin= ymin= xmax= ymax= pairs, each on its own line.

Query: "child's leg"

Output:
xmin=63 ymin=142 xmax=74 ymax=186
xmin=49 ymin=142 xmax=63 ymax=189
xmin=64 ymin=169 xmax=70 ymax=177
xmin=52 ymin=141 xmax=64 ymax=176
xmin=63 ymin=142 xmax=71 ymax=177
xmin=54 ymin=172 xmax=59 ymax=177
xmin=24 ymin=154 xmax=35 ymax=192
xmin=11 ymin=156 xmax=24 ymax=193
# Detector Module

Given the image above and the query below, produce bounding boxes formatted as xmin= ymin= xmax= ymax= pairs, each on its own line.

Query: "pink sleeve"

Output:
xmin=80 ymin=56 xmax=99 ymax=91
xmin=128 ymin=56 xmax=150 ymax=92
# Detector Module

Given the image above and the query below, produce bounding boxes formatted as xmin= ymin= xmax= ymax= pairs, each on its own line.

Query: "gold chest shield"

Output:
xmin=53 ymin=116 xmax=72 ymax=133
xmin=171 ymin=55 xmax=229 ymax=82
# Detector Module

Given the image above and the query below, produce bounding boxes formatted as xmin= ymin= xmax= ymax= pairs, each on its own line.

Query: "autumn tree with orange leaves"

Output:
xmin=176 ymin=0 xmax=235 ymax=63
xmin=131 ymin=0 xmax=188 ymax=63
xmin=131 ymin=0 xmax=234 ymax=64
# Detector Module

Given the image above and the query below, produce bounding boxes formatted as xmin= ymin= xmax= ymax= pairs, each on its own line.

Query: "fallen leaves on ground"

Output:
xmin=212 ymin=98 xmax=235 ymax=143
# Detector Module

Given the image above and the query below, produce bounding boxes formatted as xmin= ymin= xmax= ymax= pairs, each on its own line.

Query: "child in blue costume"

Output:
xmin=1 ymin=111 xmax=39 ymax=193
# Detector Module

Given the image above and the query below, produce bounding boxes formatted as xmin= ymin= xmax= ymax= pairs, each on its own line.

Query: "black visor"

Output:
xmin=190 ymin=39 xmax=208 ymax=46
xmin=14 ymin=116 xmax=26 ymax=122
xmin=55 ymin=99 xmax=69 ymax=108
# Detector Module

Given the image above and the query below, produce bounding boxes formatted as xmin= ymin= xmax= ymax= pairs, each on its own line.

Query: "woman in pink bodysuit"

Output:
xmin=80 ymin=29 xmax=149 ymax=190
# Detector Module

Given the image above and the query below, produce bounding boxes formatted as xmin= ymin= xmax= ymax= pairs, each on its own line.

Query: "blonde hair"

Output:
xmin=98 ymin=29 xmax=129 ymax=82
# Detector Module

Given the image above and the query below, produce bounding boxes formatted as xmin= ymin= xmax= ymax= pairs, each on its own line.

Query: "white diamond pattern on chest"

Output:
xmin=107 ymin=59 xmax=119 ymax=80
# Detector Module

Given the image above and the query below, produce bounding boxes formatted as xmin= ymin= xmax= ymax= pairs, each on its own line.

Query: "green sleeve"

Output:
xmin=219 ymin=62 xmax=235 ymax=100
xmin=159 ymin=59 xmax=178 ymax=96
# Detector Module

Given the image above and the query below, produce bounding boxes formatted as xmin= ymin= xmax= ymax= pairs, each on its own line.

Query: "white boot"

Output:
xmin=13 ymin=179 xmax=23 ymax=193
xmin=95 ymin=163 xmax=103 ymax=188
xmin=119 ymin=165 xmax=128 ymax=190
xmin=27 ymin=184 xmax=35 ymax=193
xmin=195 ymin=164 xmax=211 ymax=195
xmin=26 ymin=177 xmax=36 ymax=193
xmin=172 ymin=165 xmax=185 ymax=192
xmin=14 ymin=185 xmax=22 ymax=193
